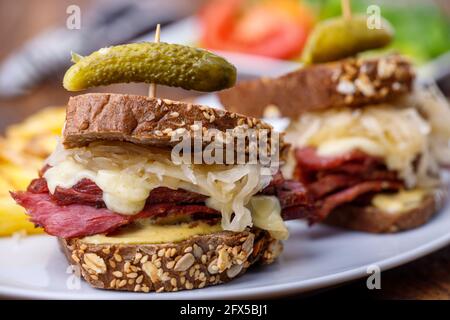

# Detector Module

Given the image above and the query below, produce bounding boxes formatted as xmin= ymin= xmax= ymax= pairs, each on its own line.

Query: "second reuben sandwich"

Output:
xmin=11 ymin=41 xmax=312 ymax=293
xmin=219 ymin=54 xmax=450 ymax=233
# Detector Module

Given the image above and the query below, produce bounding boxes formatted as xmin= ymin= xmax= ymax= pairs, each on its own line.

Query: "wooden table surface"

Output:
xmin=1 ymin=0 xmax=449 ymax=300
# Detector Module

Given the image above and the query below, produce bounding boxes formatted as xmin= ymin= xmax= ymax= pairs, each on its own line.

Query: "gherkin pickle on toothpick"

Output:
xmin=301 ymin=15 xmax=394 ymax=65
xmin=63 ymin=42 xmax=237 ymax=92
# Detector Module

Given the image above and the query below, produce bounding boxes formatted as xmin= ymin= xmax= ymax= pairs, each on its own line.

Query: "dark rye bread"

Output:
xmin=218 ymin=55 xmax=414 ymax=118
xmin=324 ymin=187 xmax=448 ymax=233
xmin=60 ymin=228 xmax=282 ymax=293
xmin=63 ymin=93 xmax=285 ymax=152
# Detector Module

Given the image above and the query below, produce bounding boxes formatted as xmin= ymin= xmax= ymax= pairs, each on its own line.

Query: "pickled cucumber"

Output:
xmin=63 ymin=42 xmax=237 ymax=92
xmin=301 ymin=15 xmax=394 ymax=64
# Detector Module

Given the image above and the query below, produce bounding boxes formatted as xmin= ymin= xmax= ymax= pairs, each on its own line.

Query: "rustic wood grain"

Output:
xmin=0 ymin=0 xmax=449 ymax=300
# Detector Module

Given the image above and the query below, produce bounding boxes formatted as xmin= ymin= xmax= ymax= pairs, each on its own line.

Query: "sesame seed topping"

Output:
xmin=83 ymin=253 xmax=107 ymax=274
xmin=130 ymin=265 xmax=139 ymax=272
xmin=392 ymin=82 xmax=402 ymax=91
xmin=113 ymin=271 xmax=123 ymax=278
xmin=175 ymin=253 xmax=195 ymax=272
xmin=185 ymin=281 xmax=193 ymax=290
xmin=337 ymin=79 xmax=356 ymax=95
xmin=190 ymin=124 xmax=200 ymax=131
xmin=175 ymin=128 xmax=186 ymax=135
xmin=140 ymin=255 xmax=149 ymax=264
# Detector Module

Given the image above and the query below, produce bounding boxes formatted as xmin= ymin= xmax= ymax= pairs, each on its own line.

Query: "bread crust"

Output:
xmin=218 ymin=55 xmax=414 ymax=118
xmin=60 ymin=228 xmax=282 ymax=293
xmin=324 ymin=188 xmax=448 ymax=233
xmin=63 ymin=93 xmax=279 ymax=149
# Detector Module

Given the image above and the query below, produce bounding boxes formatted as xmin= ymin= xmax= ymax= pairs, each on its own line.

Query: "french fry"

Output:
xmin=6 ymin=107 xmax=66 ymax=139
xmin=0 ymin=197 xmax=43 ymax=236
xmin=0 ymin=164 xmax=37 ymax=190
xmin=0 ymin=176 xmax=11 ymax=196
xmin=0 ymin=106 xmax=66 ymax=237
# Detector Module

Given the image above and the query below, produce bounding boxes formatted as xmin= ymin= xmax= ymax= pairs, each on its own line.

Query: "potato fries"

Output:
xmin=0 ymin=107 xmax=66 ymax=236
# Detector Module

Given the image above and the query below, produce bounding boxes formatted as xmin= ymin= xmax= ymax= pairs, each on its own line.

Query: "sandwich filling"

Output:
xmin=283 ymin=85 xmax=450 ymax=220
xmin=12 ymin=141 xmax=313 ymax=240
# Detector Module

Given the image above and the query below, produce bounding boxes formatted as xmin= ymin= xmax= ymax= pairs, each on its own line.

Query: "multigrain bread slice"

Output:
xmin=218 ymin=55 xmax=414 ymax=118
xmin=63 ymin=92 xmax=283 ymax=150
xmin=324 ymin=188 xmax=448 ymax=233
xmin=60 ymin=228 xmax=282 ymax=293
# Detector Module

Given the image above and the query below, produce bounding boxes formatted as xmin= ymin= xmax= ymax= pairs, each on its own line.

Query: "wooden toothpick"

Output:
xmin=341 ymin=0 xmax=352 ymax=20
xmin=148 ymin=24 xmax=161 ymax=98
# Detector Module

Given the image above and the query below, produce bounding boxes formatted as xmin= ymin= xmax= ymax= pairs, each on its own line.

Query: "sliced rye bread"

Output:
xmin=218 ymin=55 xmax=414 ymax=118
xmin=324 ymin=187 xmax=448 ymax=233
xmin=60 ymin=227 xmax=281 ymax=293
xmin=62 ymin=93 xmax=286 ymax=153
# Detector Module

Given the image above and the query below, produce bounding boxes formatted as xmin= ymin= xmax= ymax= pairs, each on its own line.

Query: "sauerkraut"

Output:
xmin=286 ymin=84 xmax=450 ymax=188
xmin=414 ymin=83 xmax=450 ymax=165
xmin=44 ymin=141 xmax=286 ymax=238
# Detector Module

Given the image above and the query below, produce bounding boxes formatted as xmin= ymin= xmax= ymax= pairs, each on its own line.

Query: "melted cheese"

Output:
xmin=44 ymin=141 xmax=287 ymax=238
xmin=81 ymin=221 xmax=222 ymax=245
xmin=316 ymin=137 xmax=385 ymax=158
xmin=250 ymin=196 xmax=289 ymax=240
xmin=372 ymin=189 xmax=426 ymax=214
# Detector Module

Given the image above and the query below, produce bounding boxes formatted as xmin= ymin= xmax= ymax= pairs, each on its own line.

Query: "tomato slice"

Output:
xmin=199 ymin=0 xmax=315 ymax=59
xmin=199 ymin=0 xmax=241 ymax=50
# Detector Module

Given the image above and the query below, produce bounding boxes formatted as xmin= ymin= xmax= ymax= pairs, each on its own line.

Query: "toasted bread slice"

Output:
xmin=218 ymin=55 xmax=414 ymax=118
xmin=60 ymin=228 xmax=281 ymax=293
xmin=324 ymin=188 xmax=448 ymax=233
xmin=63 ymin=93 xmax=278 ymax=149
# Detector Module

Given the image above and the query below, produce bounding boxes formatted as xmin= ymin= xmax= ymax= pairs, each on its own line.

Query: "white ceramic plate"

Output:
xmin=1 ymin=198 xmax=450 ymax=300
